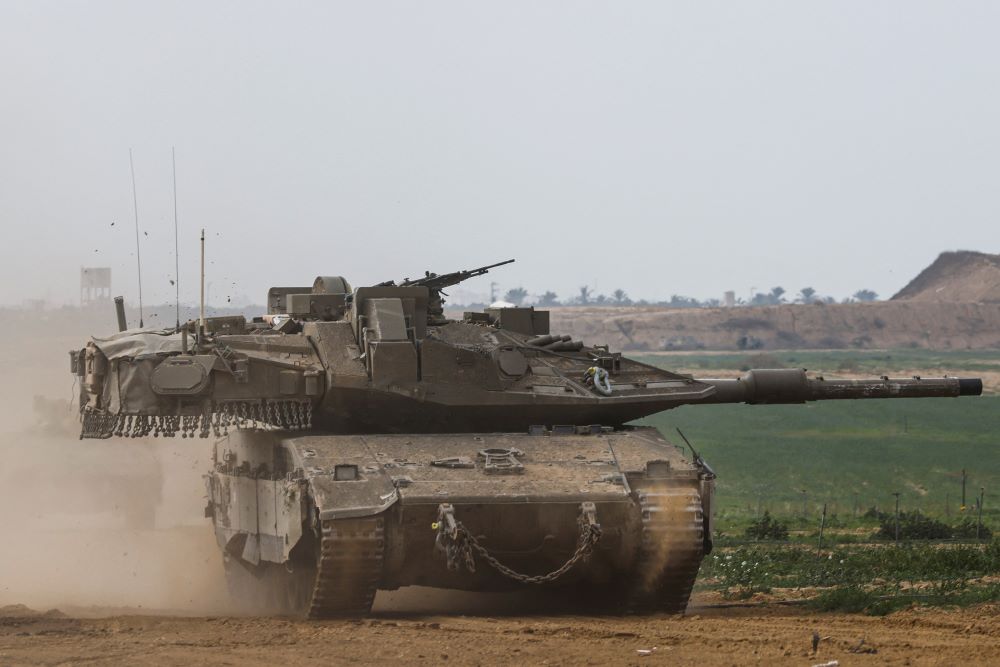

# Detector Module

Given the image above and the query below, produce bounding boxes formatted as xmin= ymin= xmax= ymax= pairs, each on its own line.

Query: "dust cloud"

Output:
xmin=633 ymin=481 xmax=704 ymax=601
xmin=0 ymin=321 xmax=230 ymax=615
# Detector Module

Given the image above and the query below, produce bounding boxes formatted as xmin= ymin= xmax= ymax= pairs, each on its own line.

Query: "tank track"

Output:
xmin=299 ymin=489 xmax=702 ymax=616
xmin=306 ymin=514 xmax=386 ymax=618
xmin=627 ymin=481 xmax=705 ymax=613
xmin=225 ymin=490 xmax=701 ymax=617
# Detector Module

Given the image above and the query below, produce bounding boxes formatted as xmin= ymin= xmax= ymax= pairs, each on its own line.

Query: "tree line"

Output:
xmin=457 ymin=286 xmax=880 ymax=309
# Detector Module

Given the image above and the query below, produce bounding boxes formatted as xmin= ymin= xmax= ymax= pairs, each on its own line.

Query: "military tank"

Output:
xmin=70 ymin=260 xmax=983 ymax=617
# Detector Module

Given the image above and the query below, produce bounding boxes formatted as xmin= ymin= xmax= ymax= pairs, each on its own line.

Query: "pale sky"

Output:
xmin=1 ymin=1 xmax=998 ymax=307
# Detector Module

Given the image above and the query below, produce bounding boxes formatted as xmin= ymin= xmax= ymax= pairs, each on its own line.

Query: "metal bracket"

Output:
xmin=431 ymin=456 xmax=475 ymax=469
xmin=214 ymin=341 xmax=248 ymax=383
xmin=478 ymin=447 xmax=525 ymax=475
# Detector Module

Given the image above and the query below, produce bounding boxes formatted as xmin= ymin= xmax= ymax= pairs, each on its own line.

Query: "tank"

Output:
xmin=69 ymin=260 xmax=983 ymax=617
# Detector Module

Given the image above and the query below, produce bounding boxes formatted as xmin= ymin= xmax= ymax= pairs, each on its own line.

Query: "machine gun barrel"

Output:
xmin=697 ymin=368 xmax=982 ymax=405
xmin=401 ymin=259 xmax=515 ymax=290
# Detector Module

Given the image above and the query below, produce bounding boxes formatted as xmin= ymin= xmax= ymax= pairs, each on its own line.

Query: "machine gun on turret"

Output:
xmin=385 ymin=259 xmax=515 ymax=322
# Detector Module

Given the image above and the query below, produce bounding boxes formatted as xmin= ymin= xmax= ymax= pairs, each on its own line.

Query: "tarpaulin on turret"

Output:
xmin=91 ymin=328 xmax=186 ymax=360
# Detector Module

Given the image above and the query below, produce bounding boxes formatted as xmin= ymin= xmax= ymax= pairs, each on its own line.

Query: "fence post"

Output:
xmin=977 ymin=487 xmax=985 ymax=540
xmin=893 ymin=492 xmax=901 ymax=543
xmin=818 ymin=503 xmax=827 ymax=550
xmin=962 ymin=469 xmax=967 ymax=511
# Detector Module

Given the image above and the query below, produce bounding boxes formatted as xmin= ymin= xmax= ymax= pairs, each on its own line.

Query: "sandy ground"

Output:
xmin=2 ymin=594 xmax=999 ymax=667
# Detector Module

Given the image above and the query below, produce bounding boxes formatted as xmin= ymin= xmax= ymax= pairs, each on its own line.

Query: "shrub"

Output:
xmin=874 ymin=511 xmax=952 ymax=540
xmin=810 ymin=585 xmax=879 ymax=613
xmin=737 ymin=334 xmax=764 ymax=350
xmin=863 ymin=506 xmax=887 ymax=521
xmin=744 ymin=511 xmax=789 ymax=540
xmin=952 ymin=518 xmax=993 ymax=540
xmin=707 ymin=550 xmax=773 ymax=598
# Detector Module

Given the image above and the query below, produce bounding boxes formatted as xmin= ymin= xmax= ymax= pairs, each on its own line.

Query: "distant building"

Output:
xmin=81 ymin=267 xmax=111 ymax=305
xmin=723 ymin=290 xmax=736 ymax=308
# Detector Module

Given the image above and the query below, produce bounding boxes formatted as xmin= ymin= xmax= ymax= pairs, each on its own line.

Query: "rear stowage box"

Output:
xmin=483 ymin=307 xmax=550 ymax=336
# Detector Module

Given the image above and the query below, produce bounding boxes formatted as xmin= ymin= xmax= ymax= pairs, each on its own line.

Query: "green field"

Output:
xmin=634 ymin=352 xmax=1000 ymax=527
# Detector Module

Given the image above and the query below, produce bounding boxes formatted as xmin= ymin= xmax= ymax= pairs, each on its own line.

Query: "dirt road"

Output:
xmin=2 ymin=594 xmax=998 ymax=667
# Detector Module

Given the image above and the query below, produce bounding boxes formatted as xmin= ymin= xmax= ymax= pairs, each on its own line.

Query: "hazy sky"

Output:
xmin=1 ymin=1 xmax=998 ymax=308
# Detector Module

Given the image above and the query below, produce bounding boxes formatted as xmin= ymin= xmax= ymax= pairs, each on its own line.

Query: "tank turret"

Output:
xmin=70 ymin=286 xmax=981 ymax=439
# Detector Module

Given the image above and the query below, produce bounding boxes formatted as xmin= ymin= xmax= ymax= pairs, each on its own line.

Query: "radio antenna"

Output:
xmin=172 ymin=147 xmax=180 ymax=330
xmin=199 ymin=228 xmax=206 ymax=339
xmin=128 ymin=148 xmax=145 ymax=328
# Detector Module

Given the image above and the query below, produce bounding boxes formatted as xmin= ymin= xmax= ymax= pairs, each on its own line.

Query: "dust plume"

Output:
xmin=0 ymin=321 xmax=230 ymax=615
xmin=634 ymin=481 xmax=705 ymax=599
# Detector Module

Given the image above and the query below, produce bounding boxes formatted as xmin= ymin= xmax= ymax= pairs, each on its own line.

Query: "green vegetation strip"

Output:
xmin=699 ymin=541 xmax=1000 ymax=614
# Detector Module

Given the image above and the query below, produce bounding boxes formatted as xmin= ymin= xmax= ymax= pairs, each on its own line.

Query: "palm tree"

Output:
xmin=503 ymin=287 xmax=528 ymax=306
xmin=852 ymin=289 xmax=878 ymax=302
xmin=537 ymin=291 xmax=560 ymax=307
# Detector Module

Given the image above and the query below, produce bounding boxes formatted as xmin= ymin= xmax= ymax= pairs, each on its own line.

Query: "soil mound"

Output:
xmin=0 ymin=604 xmax=65 ymax=618
xmin=892 ymin=251 xmax=1000 ymax=302
xmin=548 ymin=301 xmax=1000 ymax=351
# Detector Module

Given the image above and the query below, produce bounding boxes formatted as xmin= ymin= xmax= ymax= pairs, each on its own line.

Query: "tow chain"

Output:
xmin=433 ymin=502 xmax=602 ymax=585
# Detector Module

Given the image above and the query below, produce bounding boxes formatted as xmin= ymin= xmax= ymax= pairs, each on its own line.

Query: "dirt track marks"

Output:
xmin=1 ymin=599 xmax=998 ymax=666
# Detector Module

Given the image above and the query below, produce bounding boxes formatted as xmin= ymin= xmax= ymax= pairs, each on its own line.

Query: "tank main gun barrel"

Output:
xmin=697 ymin=368 xmax=982 ymax=405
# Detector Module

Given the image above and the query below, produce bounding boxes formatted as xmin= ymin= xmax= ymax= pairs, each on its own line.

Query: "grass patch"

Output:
xmin=701 ymin=540 xmax=1000 ymax=589
xmin=809 ymin=583 xmax=1000 ymax=615
xmin=810 ymin=586 xmax=886 ymax=614
xmin=701 ymin=541 xmax=1000 ymax=614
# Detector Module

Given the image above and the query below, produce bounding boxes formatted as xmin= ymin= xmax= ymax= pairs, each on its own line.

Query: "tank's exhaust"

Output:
xmin=114 ymin=296 xmax=127 ymax=332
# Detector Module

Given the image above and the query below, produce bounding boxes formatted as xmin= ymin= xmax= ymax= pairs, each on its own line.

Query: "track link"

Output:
xmin=628 ymin=482 xmax=705 ymax=613
xmin=307 ymin=514 xmax=386 ymax=618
